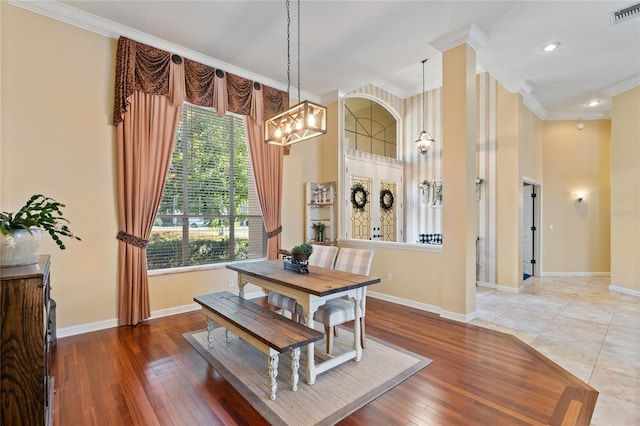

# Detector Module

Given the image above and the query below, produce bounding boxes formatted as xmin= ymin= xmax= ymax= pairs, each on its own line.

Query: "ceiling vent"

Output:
xmin=611 ymin=2 xmax=640 ymax=25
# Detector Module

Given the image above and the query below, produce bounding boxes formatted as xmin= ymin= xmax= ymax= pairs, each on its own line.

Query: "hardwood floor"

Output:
xmin=51 ymin=298 xmax=597 ymax=425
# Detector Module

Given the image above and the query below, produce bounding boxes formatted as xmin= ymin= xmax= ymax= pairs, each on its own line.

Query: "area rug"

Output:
xmin=184 ymin=327 xmax=431 ymax=426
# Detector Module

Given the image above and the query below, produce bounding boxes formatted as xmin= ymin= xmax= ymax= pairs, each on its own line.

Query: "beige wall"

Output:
xmin=542 ymin=120 xmax=611 ymax=273
xmin=280 ymin=102 xmax=336 ymax=249
xmin=520 ymin=100 xmax=543 ymax=181
xmin=2 ymin=4 xmax=120 ymax=328
xmin=493 ymin=88 xmax=546 ymax=289
xmin=2 ymin=4 xmax=632 ymax=334
xmin=440 ymin=44 xmax=477 ymax=316
xmin=495 ymin=85 xmax=521 ymax=288
xmin=0 ymin=4 xmax=258 ymax=331
xmin=339 ymin=241 xmax=443 ymax=311
xmin=611 ymin=86 xmax=640 ymax=292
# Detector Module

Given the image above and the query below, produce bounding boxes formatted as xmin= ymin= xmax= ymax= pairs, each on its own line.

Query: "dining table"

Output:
xmin=226 ymin=259 xmax=380 ymax=385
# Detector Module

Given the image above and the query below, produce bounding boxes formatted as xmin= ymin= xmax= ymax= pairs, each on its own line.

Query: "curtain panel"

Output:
xmin=113 ymin=37 xmax=288 ymax=325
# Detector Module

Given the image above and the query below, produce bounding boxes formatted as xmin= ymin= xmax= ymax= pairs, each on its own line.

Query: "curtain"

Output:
xmin=114 ymin=37 xmax=288 ymax=325
xmin=116 ymin=91 xmax=182 ymax=325
xmin=245 ymin=84 xmax=284 ymax=259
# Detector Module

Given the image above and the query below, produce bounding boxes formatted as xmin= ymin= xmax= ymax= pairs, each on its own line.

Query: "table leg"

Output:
xmin=207 ymin=318 xmax=215 ymax=348
xmin=291 ymin=347 xmax=300 ymax=391
xmin=238 ymin=273 xmax=247 ymax=298
xmin=353 ymin=294 xmax=362 ymax=361
xmin=268 ymin=353 xmax=279 ymax=400
xmin=305 ymin=309 xmax=317 ymax=385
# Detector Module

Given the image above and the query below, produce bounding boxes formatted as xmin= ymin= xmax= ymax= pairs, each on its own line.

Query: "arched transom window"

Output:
xmin=344 ymin=97 xmax=397 ymax=159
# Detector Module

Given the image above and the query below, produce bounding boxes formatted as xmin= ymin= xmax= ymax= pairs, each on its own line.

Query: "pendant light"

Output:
xmin=265 ymin=0 xmax=327 ymax=147
xmin=414 ymin=58 xmax=435 ymax=155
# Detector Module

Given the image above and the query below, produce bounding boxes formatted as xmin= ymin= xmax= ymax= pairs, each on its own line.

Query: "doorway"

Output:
xmin=344 ymin=156 xmax=403 ymax=241
xmin=522 ymin=180 xmax=540 ymax=279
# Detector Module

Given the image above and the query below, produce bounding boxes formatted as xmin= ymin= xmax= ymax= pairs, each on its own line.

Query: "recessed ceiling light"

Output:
xmin=588 ymin=100 xmax=600 ymax=107
xmin=543 ymin=42 xmax=560 ymax=52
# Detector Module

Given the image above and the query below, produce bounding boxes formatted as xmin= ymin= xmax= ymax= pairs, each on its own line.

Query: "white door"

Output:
xmin=522 ymin=184 xmax=534 ymax=276
xmin=345 ymin=156 xmax=403 ymax=241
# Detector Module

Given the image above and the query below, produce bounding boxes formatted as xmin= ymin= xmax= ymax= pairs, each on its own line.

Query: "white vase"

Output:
xmin=0 ymin=229 xmax=43 ymax=267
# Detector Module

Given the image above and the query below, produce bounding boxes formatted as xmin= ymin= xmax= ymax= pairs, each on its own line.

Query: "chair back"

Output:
xmin=308 ymin=244 xmax=339 ymax=269
xmin=333 ymin=248 xmax=373 ymax=276
xmin=333 ymin=248 xmax=374 ymax=314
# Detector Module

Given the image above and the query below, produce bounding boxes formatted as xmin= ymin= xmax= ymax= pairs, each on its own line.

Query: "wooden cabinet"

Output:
xmin=305 ymin=182 xmax=336 ymax=244
xmin=1 ymin=255 xmax=53 ymax=426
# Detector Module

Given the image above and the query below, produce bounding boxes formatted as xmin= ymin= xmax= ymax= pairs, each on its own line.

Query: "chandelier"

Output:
xmin=265 ymin=0 xmax=327 ymax=147
xmin=414 ymin=58 xmax=435 ymax=155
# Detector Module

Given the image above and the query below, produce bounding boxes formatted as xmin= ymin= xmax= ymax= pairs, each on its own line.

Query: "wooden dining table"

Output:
xmin=226 ymin=259 xmax=380 ymax=385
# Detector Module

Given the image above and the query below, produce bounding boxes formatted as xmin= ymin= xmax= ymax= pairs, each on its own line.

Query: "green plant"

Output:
xmin=0 ymin=194 xmax=81 ymax=250
xmin=311 ymin=222 xmax=325 ymax=233
xmin=291 ymin=242 xmax=313 ymax=258
xmin=311 ymin=222 xmax=326 ymax=242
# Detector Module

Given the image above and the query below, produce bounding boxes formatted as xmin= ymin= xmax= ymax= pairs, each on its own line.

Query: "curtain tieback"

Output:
xmin=116 ymin=231 xmax=149 ymax=249
xmin=267 ymin=226 xmax=282 ymax=239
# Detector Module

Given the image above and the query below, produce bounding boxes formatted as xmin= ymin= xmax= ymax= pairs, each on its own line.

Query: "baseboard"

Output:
xmin=151 ymin=303 xmax=201 ymax=319
xmin=367 ymin=291 xmax=441 ymax=315
xmin=440 ymin=309 xmax=478 ymax=323
xmin=56 ymin=291 xmax=270 ymax=338
xmin=609 ymin=285 xmax=640 ymax=298
xmin=477 ymin=281 xmax=523 ymax=293
xmin=539 ymin=272 xmax=611 ymax=277
xmin=57 ymin=318 xmax=119 ymax=338
xmin=496 ymin=284 xmax=524 ymax=293
xmin=368 ymin=291 xmax=478 ymax=323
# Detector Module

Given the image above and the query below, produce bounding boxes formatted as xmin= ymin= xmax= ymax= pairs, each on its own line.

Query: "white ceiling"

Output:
xmin=18 ymin=0 xmax=640 ymax=119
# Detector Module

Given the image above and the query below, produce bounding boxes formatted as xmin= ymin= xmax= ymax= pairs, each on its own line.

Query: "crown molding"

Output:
xmin=429 ymin=22 xmax=490 ymax=53
xmin=603 ymin=73 xmax=640 ymax=97
xmin=520 ymin=80 xmax=534 ymax=95
xmin=521 ymin=93 xmax=548 ymax=120
xmin=8 ymin=0 xmax=323 ymax=102
xmin=545 ymin=111 xmax=610 ymax=121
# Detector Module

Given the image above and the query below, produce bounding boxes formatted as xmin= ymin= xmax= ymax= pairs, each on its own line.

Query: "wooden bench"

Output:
xmin=193 ymin=291 xmax=324 ymax=400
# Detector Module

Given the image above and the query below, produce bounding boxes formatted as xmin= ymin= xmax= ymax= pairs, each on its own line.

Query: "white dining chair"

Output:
xmin=312 ymin=248 xmax=374 ymax=354
xmin=268 ymin=244 xmax=338 ymax=321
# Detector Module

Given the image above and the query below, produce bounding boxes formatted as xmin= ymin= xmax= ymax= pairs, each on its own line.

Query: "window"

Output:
xmin=147 ymin=103 xmax=266 ymax=270
xmin=344 ymin=97 xmax=397 ymax=159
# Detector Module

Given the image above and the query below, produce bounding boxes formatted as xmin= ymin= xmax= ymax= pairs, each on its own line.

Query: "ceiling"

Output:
xmin=18 ymin=0 xmax=640 ymax=119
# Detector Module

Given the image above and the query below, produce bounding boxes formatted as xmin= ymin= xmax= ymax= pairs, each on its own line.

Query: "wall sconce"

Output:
xmin=576 ymin=192 xmax=585 ymax=202
xmin=419 ymin=180 xmax=430 ymax=204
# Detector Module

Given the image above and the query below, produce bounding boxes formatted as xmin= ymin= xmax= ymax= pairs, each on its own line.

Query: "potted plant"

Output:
xmin=290 ymin=243 xmax=313 ymax=262
xmin=1 ymin=194 xmax=81 ymax=267
xmin=311 ymin=222 xmax=326 ymax=242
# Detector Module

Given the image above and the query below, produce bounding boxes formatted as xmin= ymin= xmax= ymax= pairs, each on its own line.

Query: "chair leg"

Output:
xmin=334 ymin=327 xmax=339 ymax=337
xmin=360 ymin=317 xmax=366 ymax=348
xmin=324 ymin=326 xmax=333 ymax=354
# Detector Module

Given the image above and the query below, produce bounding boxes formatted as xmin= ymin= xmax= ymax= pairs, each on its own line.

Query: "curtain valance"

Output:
xmin=113 ymin=37 xmax=288 ymax=125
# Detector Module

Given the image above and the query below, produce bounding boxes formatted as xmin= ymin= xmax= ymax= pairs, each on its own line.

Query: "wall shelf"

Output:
xmin=305 ymin=182 xmax=336 ymax=244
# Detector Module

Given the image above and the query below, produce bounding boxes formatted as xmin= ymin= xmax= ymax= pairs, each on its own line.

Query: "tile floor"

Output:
xmin=471 ymin=276 xmax=639 ymax=426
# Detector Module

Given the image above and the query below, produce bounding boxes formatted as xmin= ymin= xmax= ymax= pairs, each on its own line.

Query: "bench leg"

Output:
xmin=268 ymin=353 xmax=279 ymax=400
xmin=207 ymin=318 xmax=215 ymax=348
xmin=291 ymin=347 xmax=300 ymax=391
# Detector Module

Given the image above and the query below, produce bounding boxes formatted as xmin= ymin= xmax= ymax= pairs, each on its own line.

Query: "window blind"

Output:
xmin=147 ymin=103 xmax=266 ymax=270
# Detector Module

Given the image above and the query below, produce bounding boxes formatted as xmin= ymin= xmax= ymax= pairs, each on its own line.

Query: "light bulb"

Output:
xmin=307 ymin=114 xmax=316 ymax=127
xmin=295 ymin=119 xmax=303 ymax=130
xmin=274 ymin=128 xmax=282 ymax=138
xmin=285 ymin=124 xmax=292 ymax=134
xmin=543 ymin=42 xmax=560 ymax=52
